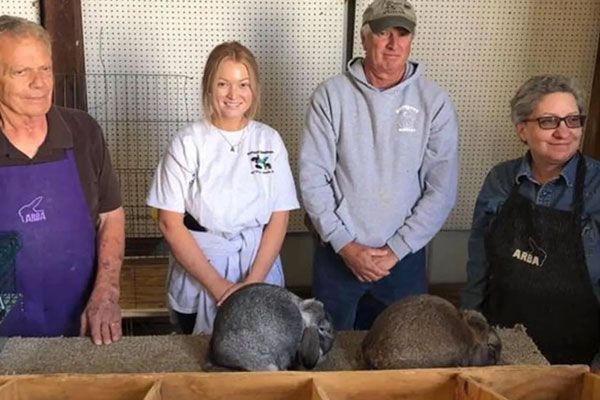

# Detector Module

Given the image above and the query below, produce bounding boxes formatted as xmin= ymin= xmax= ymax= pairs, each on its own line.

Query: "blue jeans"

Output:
xmin=313 ymin=243 xmax=427 ymax=330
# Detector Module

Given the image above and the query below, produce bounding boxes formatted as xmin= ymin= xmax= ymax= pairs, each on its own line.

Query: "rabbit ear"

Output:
xmin=299 ymin=298 xmax=320 ymax=312
xmin=461 ymin=309 xmax=489 ymax=334
xmin=486 ymin=327 xmax=502 ymax=364
xmin=298 ymin=326 xmax=321 ymax=369
xmin=464 ymin=319 xmax=502 ymax=366
xmin=299 ymin=298 xmax=325 ymax=326
xmin=467 ymin=329 xmax=502 ymax=367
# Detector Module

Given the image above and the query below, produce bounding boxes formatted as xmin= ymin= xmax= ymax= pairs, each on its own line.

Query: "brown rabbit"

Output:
xmin=362 ymin=294 xmax=501 ymax=369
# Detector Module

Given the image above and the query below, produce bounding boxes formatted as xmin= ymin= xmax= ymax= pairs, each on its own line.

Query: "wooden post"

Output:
xmin=39 ymin=0 xmax=87 ymax=111
xmin=583 ymin=32 xmax=600 ymax=159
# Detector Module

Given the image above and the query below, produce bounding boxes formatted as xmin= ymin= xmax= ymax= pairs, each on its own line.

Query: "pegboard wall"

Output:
xmin=3 ymin=1 xmax=600 ymax=234
xmin=353 ymin=0 xmax=600 ymax=229
xmin=1 ymin=2 xmax=39 ymax=22
xmin=80 ymin=0 xmax=346 ymax=236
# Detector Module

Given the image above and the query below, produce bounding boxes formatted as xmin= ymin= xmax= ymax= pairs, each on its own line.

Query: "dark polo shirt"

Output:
xmin=0 ymin=106 xmax=121 ymax=226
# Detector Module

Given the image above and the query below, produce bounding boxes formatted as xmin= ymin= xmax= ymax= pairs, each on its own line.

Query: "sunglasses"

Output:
xmin=522 ymin=115 xmax=586 ymax=130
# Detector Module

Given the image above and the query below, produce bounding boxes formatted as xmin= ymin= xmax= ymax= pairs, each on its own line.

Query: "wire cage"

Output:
xmin=55 ymin=73 xmax=196 ymax=255
xmin=0 ymin=232 xmax=23 ymax=324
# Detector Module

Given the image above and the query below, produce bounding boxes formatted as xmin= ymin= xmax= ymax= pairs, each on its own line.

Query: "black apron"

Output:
xmin=483 ymin=156 xmax=599 ymax=364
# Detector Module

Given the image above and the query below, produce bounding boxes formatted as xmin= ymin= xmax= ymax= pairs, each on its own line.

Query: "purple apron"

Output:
xmin=0 ymin=149 xmax=96 ymax=336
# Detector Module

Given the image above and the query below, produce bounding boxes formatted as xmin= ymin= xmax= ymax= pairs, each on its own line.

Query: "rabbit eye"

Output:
xmin=318 ymin=324 xmax=331 ymax=335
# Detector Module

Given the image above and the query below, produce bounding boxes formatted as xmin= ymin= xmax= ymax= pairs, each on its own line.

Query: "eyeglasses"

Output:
xmin=522 ymin=115 xmax=586 ymax=130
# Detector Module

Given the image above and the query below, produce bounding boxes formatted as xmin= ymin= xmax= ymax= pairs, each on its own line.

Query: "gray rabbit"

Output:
xmin=362 ymin=294 xmax=501 ymax=369
xmin=208 ymin=283 xmax=335 ymax=371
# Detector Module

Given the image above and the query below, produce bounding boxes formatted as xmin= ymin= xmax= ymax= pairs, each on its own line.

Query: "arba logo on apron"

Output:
xmin=17 ymin=196 xmax=46 ymax=224
xmin=511 ymin=237 xmax=547 ymax=267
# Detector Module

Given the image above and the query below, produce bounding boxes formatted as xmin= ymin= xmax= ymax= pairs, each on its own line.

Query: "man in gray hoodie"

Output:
xmin=299 ymin=0 xmax=459 ymax=330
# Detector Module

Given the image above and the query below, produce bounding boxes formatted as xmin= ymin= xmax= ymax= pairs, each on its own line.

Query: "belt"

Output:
xmin=183 ymin=212 xmax=207 ymax=232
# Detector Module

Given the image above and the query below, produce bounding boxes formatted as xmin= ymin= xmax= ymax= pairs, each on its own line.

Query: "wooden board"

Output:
xmin=582 ymin=373 xmax=600 ymax=400
xmin=0 ymin=366 xmax=595 ymax=400
xmin=312 ymin=369 xmax=456 ymax=400
xmin=461 ymin=365 xmax=589 ymax=400
xmin=456 ymin=376 xmax=510 ymax=400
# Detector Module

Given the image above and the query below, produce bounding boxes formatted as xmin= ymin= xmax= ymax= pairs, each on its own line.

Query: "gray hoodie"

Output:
xmin=299 ymin=58 xmax=459 ymax=260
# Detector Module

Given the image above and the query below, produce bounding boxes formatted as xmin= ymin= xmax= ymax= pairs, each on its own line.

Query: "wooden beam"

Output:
xmin=583 ymin=32 xmax=600 ymax=159
xmin=39 ymin=0 xmax=87 ymax=111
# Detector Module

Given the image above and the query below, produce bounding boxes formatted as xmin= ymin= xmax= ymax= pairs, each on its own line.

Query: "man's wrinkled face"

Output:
xmin=362 ymin=26 xmax=413 ymax=78
xmin=0 ymin=35 xmax=53 ymax=120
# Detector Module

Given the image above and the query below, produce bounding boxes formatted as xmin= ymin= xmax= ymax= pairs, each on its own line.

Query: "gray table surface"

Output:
xmin=0 ymin=325 xmax=547 ymax=375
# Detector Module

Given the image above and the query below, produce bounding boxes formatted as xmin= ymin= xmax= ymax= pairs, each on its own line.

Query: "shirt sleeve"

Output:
xmin=146 ymin=130 xmax=197 ymax=213
xmin=582 ymin=158 xmax=600 ymax=304
xmin=386 ymin=93 xmax=460 ymax=260
xmin=270 ymin=132 xmax=300 ymax=212
xmin=94 ymin=120 xmax=122 ymax=215
xmin=68 ymin=107 xmax=121 ymax=222
xmin=299 ymin=86 xmax=355 ymax=252
xmin=461 ymin=167 xmax=506 ymax=310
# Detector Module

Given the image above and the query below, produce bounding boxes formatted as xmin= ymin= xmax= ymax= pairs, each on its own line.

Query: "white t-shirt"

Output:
xmin=147 ymin=119 xmax=299 ymax=234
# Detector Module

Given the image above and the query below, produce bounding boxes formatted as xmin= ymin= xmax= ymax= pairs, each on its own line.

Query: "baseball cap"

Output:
xmin=362 ymin=0 xmax=417 ymax=34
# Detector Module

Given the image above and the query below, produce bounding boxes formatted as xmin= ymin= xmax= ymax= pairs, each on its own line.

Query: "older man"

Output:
xmin=0 ymin=15 xmax=124 ymax=344
xmin=299 ymin=0 xmax=459 ymax=330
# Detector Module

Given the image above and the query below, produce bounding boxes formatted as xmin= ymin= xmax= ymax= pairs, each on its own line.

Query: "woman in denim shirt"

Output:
xmin=462 ymin=75 xmax=600 ymax=366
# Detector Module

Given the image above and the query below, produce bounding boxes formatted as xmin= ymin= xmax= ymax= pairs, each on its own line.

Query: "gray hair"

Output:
xmin=0 ymin=15 xmax=51 ymax=51
xmin=510 ymin=75 xmax=586 ymax=125
xmin=360 ymin=21 xmax=415 ymax=43
xmin=360 ymin=23 xmax=371 ymax=42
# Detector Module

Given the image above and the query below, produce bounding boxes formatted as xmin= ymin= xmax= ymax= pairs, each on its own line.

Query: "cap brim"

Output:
xmin=369 ymin=16 xmax=415 ymax=33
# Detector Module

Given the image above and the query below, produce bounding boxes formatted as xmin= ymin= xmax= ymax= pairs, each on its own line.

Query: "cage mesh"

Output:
xmin=55 ymin=73 xmax=195 ymax=241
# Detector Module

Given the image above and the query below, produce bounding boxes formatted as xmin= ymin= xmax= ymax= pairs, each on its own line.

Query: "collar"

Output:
xmin=0 ymin=106 xmax=73 ymax=160
xmin=515 ymin=151 xmax=579 ymax=188
xmin=348 ymin=57 xmax=418 ymax=91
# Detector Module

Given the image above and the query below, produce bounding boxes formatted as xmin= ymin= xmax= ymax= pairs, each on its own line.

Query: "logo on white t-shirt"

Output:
xmin=18 ymin=196 xmax=47 ymax=223
xmin=395 ymin=105 xmax=419 ymax=132
xmin=248 ymin=150 xmax=274 ymax=174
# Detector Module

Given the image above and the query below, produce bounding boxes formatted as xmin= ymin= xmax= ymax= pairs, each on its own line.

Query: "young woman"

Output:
xmin=147 ymin=42 xmax=299 ymax=334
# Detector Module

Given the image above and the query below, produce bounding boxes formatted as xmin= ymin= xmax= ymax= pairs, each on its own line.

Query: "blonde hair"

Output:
xmin=201 ymin=41 xmax=260 ymax=120
xmin=0 ymin=15 xmax=51 ymax=53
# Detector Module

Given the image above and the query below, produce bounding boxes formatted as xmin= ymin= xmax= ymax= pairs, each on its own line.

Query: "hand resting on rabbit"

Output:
xmin=208 ymin=283 xmax=335 ymax=371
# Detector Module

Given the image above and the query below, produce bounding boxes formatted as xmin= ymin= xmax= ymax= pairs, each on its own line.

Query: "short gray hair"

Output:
xmin=510 ymin=75 xmax=586 ymax=125
xmin=360 ymin=21 xmax=416 ymax=42
xmin=360 ymin=23 xmax=372 ymax=42
xmin=0 ymin=15 xmax=51 ymax=51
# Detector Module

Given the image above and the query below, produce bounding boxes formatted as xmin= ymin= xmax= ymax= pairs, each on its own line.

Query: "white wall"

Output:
xmin=2 ymin=1 xmax=39 ymax=22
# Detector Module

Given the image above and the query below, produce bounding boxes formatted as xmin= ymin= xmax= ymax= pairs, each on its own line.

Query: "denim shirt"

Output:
xmin=462 ymin=152 xmax=600 ymax=310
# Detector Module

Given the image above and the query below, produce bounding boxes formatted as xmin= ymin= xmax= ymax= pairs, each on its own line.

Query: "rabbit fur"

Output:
xmin=208 ymin=283 xmax=335 ymax=371
xmin=362 ymin=294 xmax=501 ymax=369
